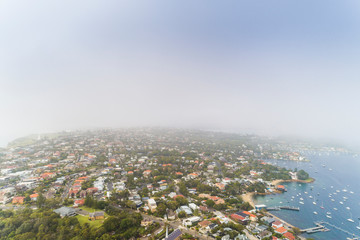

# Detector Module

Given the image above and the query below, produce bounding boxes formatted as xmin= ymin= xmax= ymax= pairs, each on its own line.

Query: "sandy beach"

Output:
xmin=241 ymin=192 xmax=255 ymax=207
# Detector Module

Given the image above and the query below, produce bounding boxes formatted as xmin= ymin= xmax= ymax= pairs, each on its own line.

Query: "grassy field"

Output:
xmin=76 ymin=215 xmax=105 ymax=228
xmin=75 ymin=206 xmax=109 ymax=228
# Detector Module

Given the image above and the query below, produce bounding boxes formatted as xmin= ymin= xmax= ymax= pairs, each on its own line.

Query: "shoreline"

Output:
xmin=241 ymin=178 xmax=314 ymax=240
xmin=271 ymin=178 xmax=315 ymax=186
xmin=242 ymin=178 xmax=316 ymax=207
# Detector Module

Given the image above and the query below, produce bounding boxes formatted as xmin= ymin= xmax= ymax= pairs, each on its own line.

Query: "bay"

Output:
xmin=253 ymin=153 xmax=360 ymax=240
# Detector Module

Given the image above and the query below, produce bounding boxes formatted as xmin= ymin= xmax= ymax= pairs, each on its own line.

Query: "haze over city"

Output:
xmin=1 ymin=0 xmax=360 ymax=148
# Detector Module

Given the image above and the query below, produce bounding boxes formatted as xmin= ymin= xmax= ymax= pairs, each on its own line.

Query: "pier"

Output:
xmin=266 ymin=206 xmax=299 ymax=211
xmin=301 ymin=222 xmax=330 ymax=234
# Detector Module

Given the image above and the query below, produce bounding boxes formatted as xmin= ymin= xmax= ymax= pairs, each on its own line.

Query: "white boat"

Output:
xmin=347 ymin=212 xmax=354 ymax=222
xmin=313 ymin=211 xmax=318 ymax=215
xmin=346 ymin=207 xmax=351 ymax=210
xmin=350 ymin=191 xmax=354 ymax=194
xmin=313 ymin=201 xmax=316 ymax=205
xmin=309 ymin=196 xmax=313 ymax=199
xmin=336 ymin=190 xmax=340 ymax=193
xmin=326 ymin=215 xmax=332 ymax=219
xmin=334 ymin=208 xmax=338 ymax=210
xmin=299 ymin=201 xmax=304 ymax=204
xmin=331 ymin=199 xmax=335 ymax=202
xmin=343 ymin=189 xmax=348 ymax=192
xmin=340 ymin=201 xmax=344 ymax=205
xmin=305 ymin=192 xmax=308 ymax=194
xmin=327 ymin=212 xmax=331 ymax=215
xmin=300 ymin=198 xmax=304 ymax=201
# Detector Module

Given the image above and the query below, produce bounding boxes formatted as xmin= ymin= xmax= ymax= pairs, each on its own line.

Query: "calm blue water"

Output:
xmin=253 ymin=153 xmax=360 ymax=240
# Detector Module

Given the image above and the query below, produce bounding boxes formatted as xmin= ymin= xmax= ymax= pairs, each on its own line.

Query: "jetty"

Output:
xmin=266 ymin=206 xmax=299 ymax=211
xmin=301 ymin=222 xmax=330 ymax=234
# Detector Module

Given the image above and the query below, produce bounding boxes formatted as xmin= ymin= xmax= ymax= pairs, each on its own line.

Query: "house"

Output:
xmin=74 ymin=199 xmax=85 ymax=207
xmin=148 ymin=198 xmax=157 ymax=212
xmin=183 ymin=216 xmax=201 ymax=226
xmin=176 ymin=205 xmax=192 ymax=215
xmin=272 ymin=220 xmax=283 ymax=229
xmin=89 ymin=211 xmax=105 ymax=220
xmin=165 ymin=229 xmax=182 ymax=240
xmin=12 ymin=196 xmax=25 ymax=204
xmin=54 ymin=207 xmax=77 ymax=217
xmin=198 ymin=220 xmax=211 ymax=228
xmin=283 ymin=232 xmax=295 ymax=240
xmin=30 ymin=193 xmax=39 ymax=201
xmin=259 ymin=230 xmax=272 ymax=239
xmin=274 ymin=227 xmax=287 ymax=234
xmin=276 ymin=185 xmax=287 ymax=192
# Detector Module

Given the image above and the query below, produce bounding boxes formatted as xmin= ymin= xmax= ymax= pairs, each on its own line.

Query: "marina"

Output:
xmin=254 ymin=153 xmax=360 ymax=240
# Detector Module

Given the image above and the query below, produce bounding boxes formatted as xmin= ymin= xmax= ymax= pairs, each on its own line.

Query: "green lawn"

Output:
xmin=76 ymin=214 xmax=104 ymax=228
xmin=75 ymin=206 xmax=109 ymax=228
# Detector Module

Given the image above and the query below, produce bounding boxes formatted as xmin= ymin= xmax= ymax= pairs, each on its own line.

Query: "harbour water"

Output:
xmin=253 ymin=153 xmax=360 ymax=240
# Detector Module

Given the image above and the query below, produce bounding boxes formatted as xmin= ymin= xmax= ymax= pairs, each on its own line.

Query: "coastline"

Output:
xmin=241 ymin=178 xmax=314 ymax=240
xmin=271 ymin=178 xmax=315 ymax=186
xmin=242 ymin=178 xmax=316 ymax=207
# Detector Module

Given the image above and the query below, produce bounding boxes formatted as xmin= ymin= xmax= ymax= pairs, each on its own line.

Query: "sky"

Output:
xmin=1 ymin=0 xmax=360 ymax=148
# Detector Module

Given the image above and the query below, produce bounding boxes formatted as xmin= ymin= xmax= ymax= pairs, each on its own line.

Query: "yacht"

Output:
xmin=313 ymin=211 xmax=318 ymax=215
xmin=340 ymin=201 xmax=344 ymax=205
xmin=327 ymin=212 xmax=331 ymax=215
xmin=309 ymin=196 xmax=313 ymax=199
xmin=334 ymin=208 xmax=338 ymax=211
xmin=350 ymin=191 xmax=354 ymax=194
xmin=346 ymin=207 xmax=351 ymax=210
xmin=331 ymin=199 xmax=335 ymax=202
xmin=299 ymin=201 xmax=304 ymax=205
xmin=326 ymin=215 xmax=332 ymax=219
xmin=313 ymin=201 xmax=317 ymax=205
xmin=300 ymin=198 xmax=304 ymax=201
xmin=347 ymin=213 xmax=355 ymax=222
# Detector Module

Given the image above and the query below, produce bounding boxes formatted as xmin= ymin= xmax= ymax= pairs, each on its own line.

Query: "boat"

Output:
xmin=350 ymin=191 xmax=354 ymax=194
xmin=313 ymin=201 xmax=316 ymax=205
xmin=320 ymin=202 xmax=324 ymax=209
xmin=326 ymin=215 xmax=332 ymax=219
xmin=331 ymin=199 xmax=335 ymax=202
xmin=340 ymin=201 xmax=344 ymax=205
xmin=347 ymin=212 xmax=355 ymax=222
xmin=313 ymin=211 xmax=318 ymax=215
xmin=343 ymin=189 xmax=348 ymax=192
xmin=300 ymin=198 xmax=303 ymax=201
xmin=309 ymin=196 xmax=313 ymax=199
xmin=299 ymin=201 xmax=304 ymax=204
xmin=334 ymin=208 xmax=338 ymax=210
xmin=346 ymin=207 xmax=351 ymax=210
xmin=329 ymin=168 xmax=332 ymax=171
xmin=305 ymin=192 xmax=308 ymax=194
xmin=327 ymin=212 xmax=331 ymax=215
xmin=357 ymin=218 xmax=360 ymax=230
xmin=336 ymin=190 xmax=340 ymax=193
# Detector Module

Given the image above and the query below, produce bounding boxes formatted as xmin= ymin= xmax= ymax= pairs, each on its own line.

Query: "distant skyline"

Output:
xmin=1 ymin=1 xmax=360 ymax=149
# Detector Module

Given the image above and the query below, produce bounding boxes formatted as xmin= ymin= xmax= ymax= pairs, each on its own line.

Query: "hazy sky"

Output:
xmin=1 ymin=0 xmax=360 ymax=148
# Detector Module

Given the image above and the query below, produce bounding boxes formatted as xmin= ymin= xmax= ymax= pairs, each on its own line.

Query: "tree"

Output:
xmin=36 ymin=193 xmax=46 ymax=208
xmin=177 ymin=211 xmax=186 ymax=218
xmin=205 ymin=199 xmax=215 ymax=207
xmin=297 ymin=169 xmax=309 ymax=180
